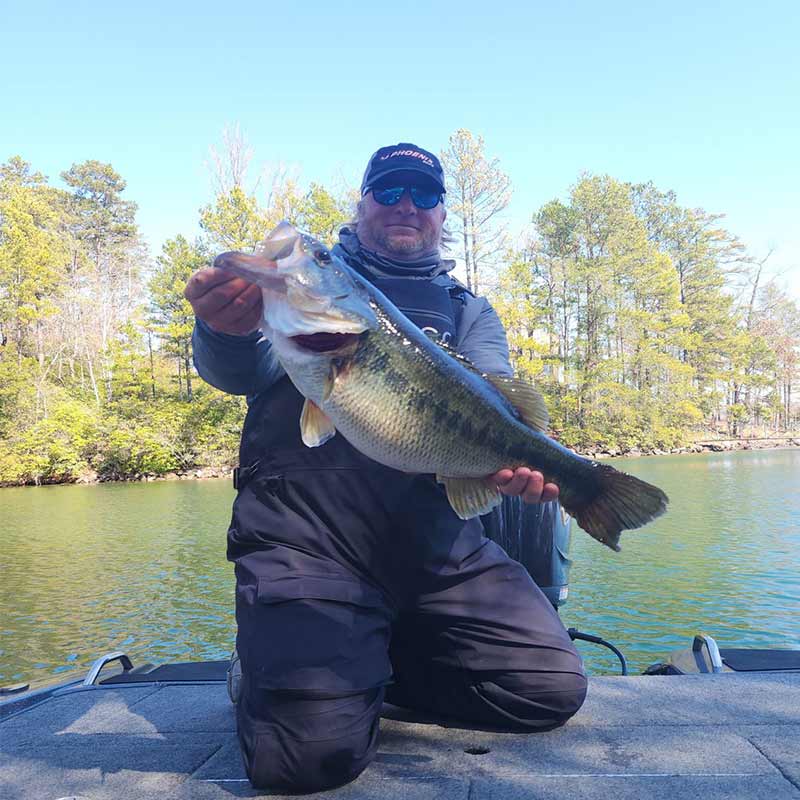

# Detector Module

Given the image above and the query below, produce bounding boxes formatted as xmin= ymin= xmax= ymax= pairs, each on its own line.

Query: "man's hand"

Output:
xmin=184 ymin=268 xmax=263 ymax=336
xmin=489 ymin=467 xmax=559 ymax=505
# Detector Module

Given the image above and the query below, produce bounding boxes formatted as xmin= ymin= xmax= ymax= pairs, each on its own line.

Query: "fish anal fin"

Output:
xmin=438 ymin=475 xmax=503 ymax=519
xmin=485 ymin=375 xmax=549 ymax=433
xmin=300 ymin=398 xmax=336 ymax=448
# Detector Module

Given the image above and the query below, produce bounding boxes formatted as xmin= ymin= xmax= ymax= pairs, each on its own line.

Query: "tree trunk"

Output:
xmin=148 ymin=332 xmax=156 ymax=400
xmin=85 ymin=346 xmax=100 ymax=406
xmin=184 ymin=342 xmax=193 ymax=402
xmin=461 ymin=221 xmax=472 ymax=293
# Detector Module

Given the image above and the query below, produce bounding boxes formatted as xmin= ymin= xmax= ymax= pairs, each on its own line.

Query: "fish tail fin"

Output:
xmin=561 ymin=465 xmax=669 ymax=551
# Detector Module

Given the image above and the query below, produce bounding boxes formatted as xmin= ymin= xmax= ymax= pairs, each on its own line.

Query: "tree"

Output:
xmin=440 ymin=129 xmax=512 ymax=294
xmin=149 ymin=236 xmax=209 ymax=401
xmin=299 ymin=183 xmax=350 ymax=245
xmin=201 ymin=133 xmax=351 ymax=252
xmin=60 ymin=160 xmax=141 ymax=404
xmin=206 ymin=122 xmax=255 ymax=196
xmin=199 ymin=185 xmax=273 ymax=252
xmin=499 ymin=175 xmax=695 ymax=450
xmin=0 ymin=158 xmax=70 ymax=419
xmin=631 ymin=183 xmax=745 ymax=423
xmin=749 ymin=283 xmax=800 ymax=430
xmin=0 ymin=155 xmax=46 ymax=187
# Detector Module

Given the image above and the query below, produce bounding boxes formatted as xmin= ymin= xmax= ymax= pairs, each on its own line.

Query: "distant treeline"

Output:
xmin=0 ymin=129 xmax=797 ymax=486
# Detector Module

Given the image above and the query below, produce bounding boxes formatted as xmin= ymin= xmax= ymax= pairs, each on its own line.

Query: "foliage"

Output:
xmin=0 ymin=154 xmax=248 ymax=486
xmin=0 ymin=137 xmax=798 ymax=487
xmin=298 ymin=183 xmax=350 ymax=245
xmin=199 ymin=186 xmax=272 ymax=252
xmin=491 ymin=172 xmax=797 ymax=452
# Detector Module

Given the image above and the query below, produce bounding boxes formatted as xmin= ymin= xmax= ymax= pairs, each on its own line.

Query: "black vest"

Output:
xmin=227 ymin=267 xmax=566 ymax=606
xmin=227 ymin=272 xmax=482 ymax=584
xmin=237 ymin=275 xmax=460 ymax=474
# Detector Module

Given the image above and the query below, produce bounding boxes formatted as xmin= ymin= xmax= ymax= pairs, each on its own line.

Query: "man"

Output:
xmin=185 ymin=143 xmax=587 ymax=793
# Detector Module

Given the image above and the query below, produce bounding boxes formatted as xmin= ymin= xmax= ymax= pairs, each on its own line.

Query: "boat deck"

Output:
xmin=2 ymin=672 xmax=800 ymax=799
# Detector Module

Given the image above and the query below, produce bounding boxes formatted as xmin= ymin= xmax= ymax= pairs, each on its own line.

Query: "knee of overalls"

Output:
xmin=237 ymin=683 xmax=384 ymax=792
xmin=473 ymin=669 xmax=589 ymax=730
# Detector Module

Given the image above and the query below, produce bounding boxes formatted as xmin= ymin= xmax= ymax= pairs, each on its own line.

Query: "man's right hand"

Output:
xmin=184 ymin=268 xmax=263 ymax=336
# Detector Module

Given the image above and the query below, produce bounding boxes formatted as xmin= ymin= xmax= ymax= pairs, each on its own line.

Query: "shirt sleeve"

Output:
xmin=457 ymin=296 xmax=514 ymax=377
xmin=191 ymin=318 xmax=285 ymax=397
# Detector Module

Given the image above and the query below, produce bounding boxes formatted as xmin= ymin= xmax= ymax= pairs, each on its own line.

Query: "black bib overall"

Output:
xmin=227 ymin=275 xmax=587 ymax=792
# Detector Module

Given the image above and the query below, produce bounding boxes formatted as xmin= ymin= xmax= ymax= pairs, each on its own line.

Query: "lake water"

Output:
xmin=2 ymin=449 xmax=799 ymax=687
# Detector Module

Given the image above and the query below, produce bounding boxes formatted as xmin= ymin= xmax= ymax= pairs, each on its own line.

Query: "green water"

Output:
xmin=2 ymin=450 xmax=799 ymax=687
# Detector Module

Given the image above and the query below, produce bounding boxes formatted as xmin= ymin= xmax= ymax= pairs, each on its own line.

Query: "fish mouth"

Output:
xmin=291 ymin=332 xmax=361 ymax=353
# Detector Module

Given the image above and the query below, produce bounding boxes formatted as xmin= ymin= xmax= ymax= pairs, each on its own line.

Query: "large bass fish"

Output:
xmin=216 ymin=222 xmax=668 ymax=551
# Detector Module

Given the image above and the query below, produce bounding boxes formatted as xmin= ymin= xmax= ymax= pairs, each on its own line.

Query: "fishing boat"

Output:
xmin=3 ymin=501 xmax=799 ymax=798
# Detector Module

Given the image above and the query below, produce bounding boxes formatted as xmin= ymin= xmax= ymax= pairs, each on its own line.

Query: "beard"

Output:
xmin=364 ymin=223 xmax=440 ymax=259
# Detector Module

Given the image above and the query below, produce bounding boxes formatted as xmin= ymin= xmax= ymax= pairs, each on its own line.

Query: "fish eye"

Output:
xmin=314 ymin=248 xmax=331 ymax=265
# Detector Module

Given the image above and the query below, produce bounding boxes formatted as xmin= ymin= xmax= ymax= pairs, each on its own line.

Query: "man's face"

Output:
xmin=357 ymin=172 xmax=446 ymax=259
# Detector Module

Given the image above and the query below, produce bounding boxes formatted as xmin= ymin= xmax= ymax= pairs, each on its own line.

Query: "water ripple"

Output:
xmin=2 ymin=450 xmax=799 ymax=685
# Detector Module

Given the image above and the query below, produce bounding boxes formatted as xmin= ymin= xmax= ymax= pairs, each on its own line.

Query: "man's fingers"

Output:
xmin=190 ymin=276 xmax=259 ymax=318
xmin=492 ymin=469 xmax=515 ymax=485
xmin=184 ymin=267 xmax=242 ymax=302
xmin=491 ymin=468 xmax=560 ymax=505
xmin=520 ymin=472 xmax=545 ymax=504
xmin=540 ymin=482 xmax=559 ymax=503
xmin=206 ymin=284 xmax=263 ymax=332
xmin=497 ymin=467 xmax=532 ymax=496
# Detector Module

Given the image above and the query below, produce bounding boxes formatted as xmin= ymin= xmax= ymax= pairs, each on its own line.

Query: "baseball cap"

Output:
xmin=360 ymin=143 xmax=446 ymax=195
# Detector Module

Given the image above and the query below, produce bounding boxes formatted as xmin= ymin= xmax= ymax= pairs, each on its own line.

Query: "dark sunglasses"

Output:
xmin=370 ymin=184 xmax=443 ymax=210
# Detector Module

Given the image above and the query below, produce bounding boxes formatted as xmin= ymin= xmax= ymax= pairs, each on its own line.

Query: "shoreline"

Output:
xmin=3 ymin=436 xmax=799 ymax=489
xmin=584 ymin=435 xmax=800 ymax=460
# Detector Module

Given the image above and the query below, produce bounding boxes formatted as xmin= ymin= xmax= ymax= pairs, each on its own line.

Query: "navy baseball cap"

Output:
xmin=360 ymin=143 xmax=446 ymax=195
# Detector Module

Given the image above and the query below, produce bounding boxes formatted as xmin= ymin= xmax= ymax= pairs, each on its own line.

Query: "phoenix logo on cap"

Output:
xmin=379 ymin=149 xmax=436 ymax=168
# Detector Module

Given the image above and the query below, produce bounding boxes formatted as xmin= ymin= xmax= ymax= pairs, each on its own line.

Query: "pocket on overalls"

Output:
xmin=239 ymin=567 xmax=394 ymax=695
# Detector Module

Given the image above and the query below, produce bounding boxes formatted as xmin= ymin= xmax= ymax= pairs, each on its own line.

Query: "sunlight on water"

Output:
xmin=1 ymin=449 xmax=799 ymax=686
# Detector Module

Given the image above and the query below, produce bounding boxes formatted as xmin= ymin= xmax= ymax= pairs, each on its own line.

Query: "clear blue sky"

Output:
xmin=3 ymin=0 xmax=799 ymax=298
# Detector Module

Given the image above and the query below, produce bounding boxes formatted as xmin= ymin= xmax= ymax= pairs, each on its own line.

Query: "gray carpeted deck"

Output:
xmin=2 ymin=674 xmax=800 ymax=799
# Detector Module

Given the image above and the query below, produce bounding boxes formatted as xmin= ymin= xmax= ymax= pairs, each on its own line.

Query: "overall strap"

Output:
xmin=360 ymin=273 xmax=459 ymax=346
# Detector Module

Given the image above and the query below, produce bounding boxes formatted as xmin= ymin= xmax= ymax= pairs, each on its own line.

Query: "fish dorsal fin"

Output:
xmin=430 ymin=338 xmax=549 ymax=433
xmin=432 ymin=338 xmax=485 ymax=375
xmin=256 ymin=221 xmax=299 ymax=261
xmin=300 ymin=398 xmax=337 ymax=447
xmin=485 ymin=375 xmax=550 ymax=433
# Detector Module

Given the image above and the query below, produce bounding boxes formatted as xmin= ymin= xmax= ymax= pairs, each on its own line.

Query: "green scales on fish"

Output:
xmin=216 ymin=221 xmax=669 ymax=551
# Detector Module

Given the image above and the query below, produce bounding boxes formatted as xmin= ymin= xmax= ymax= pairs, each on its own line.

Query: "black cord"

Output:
xmin=567 ymin=628 xmax=628 ymax=675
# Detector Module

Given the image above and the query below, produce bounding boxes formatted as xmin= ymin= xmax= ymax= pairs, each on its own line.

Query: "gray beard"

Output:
xmin=335 ymin=227 xmax=455 ymax=279
xmin=365 ymin=226 xmax=439 ymax=261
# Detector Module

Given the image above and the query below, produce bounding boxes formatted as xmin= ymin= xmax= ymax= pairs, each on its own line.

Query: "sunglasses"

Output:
xmin=370 ymin=184 xmax=443 ymax=210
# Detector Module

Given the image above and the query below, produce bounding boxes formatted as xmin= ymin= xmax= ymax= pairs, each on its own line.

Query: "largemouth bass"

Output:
xmin=216 ymin=222 xmax=668 ymax=550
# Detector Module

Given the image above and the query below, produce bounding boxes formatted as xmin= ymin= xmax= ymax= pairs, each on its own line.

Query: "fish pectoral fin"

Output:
xmin=485 ymin=375 xmax=550 ymax=433
xmin=438 ymin=476 xmax=503 ymax=519
xmin=300 ymin=399 xmax=337 ymax=448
